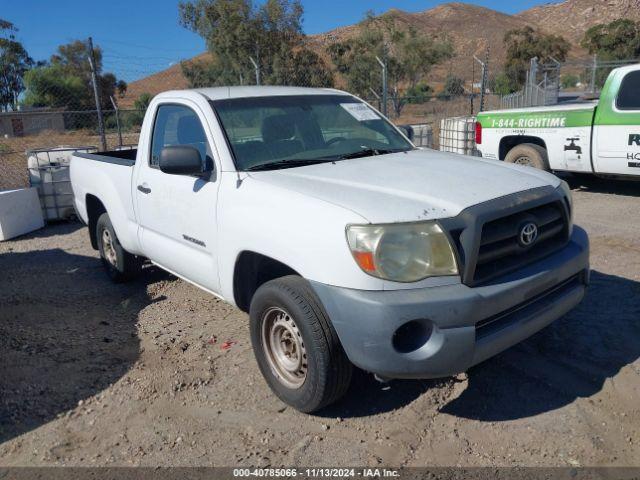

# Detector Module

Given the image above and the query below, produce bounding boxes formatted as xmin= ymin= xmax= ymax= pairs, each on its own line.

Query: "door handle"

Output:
xmin=137 ymin=185 xmax=151 ymax=194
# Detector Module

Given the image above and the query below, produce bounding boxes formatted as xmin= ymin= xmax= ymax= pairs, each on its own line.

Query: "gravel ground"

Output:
xmin=0 ymin=176 xmax=638 ymax=467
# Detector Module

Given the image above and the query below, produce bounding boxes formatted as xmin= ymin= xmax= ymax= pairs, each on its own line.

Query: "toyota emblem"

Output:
xmin=519 ymin=222 xmax=538 ymax=247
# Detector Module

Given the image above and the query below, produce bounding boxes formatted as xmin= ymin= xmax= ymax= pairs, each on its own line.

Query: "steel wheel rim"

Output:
xmin=261 ymin=307 xmax=307 ymax=389
xmin=514 ymin=155 xmax=533 ymax=166
xmin=102 ymin=229 xmax=118 ymax=266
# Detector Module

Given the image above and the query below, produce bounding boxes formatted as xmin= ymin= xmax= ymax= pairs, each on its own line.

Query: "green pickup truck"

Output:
xmin=476 ymin=64 xmax=640 ymax=179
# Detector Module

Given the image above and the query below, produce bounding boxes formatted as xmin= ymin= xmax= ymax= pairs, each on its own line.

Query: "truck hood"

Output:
xmin=249 ymin=149 xmax=561 ymax=223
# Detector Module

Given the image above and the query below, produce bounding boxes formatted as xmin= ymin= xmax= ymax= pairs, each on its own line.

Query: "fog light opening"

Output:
xmin=392 ymin=319 xmax=433 ymax=354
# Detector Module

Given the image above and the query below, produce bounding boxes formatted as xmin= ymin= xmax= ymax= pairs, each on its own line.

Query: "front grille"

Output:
xmin=473 ymin=201 xmax=569 ymax=284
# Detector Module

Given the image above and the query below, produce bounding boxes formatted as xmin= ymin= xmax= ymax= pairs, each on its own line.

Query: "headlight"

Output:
xmin=346 ymin=222 xmax=458 ymax=282
xmin=559 ymin=180 xmax=574 ymax=234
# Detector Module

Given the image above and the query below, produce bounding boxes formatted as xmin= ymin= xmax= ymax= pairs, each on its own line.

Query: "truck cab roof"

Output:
xmin=156 ymin=86 xmax=351 ymax=102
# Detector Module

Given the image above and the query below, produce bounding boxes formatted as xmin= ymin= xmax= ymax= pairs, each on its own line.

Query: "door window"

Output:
xmin=616 ymin=71 xmax=640 ymax=111
xmin=150 ymin=104 xmax=211 ymax=167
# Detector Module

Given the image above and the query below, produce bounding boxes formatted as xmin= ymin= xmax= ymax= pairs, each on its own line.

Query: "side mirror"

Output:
xmin=159 ymin=145 xmax=203 ymax=175
xmin=397 ymin=124 xmax=414 ymax=141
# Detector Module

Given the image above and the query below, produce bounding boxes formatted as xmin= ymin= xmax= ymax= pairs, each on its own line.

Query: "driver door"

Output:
xmin=134 ymin=101 xmax=220 ymax=293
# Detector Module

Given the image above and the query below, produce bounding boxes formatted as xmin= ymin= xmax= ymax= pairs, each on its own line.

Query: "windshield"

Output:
xmin=211 ymin=94 xmax=413 ymax=171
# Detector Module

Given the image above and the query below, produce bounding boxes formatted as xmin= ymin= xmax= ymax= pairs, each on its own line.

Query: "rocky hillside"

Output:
xmin=120 ymin=0 xmax=638 ymax=107
xmin=517 ymin=0 xmax=640 ymax=44
xmin=307 ymin=3 xmax=531 ymax=82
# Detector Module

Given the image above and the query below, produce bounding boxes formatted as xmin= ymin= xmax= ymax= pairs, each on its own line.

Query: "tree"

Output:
xmin=0 ymin=19 xmax=33 ymax=111
xmin=124 ymin=92 xmax=153 ymax=129
xmin=489 ymin=72 xmax=516 ymax=95
xmin=582 ymin=19 xmax=640 ymax=60
xmin=179 ymin=0 xmax=333 ymax=87
xmin=405 ymin=82 xmax=433 ymax=104
xmin=23 ymin=64 xmax=87 ymax=110
xmin=51 ymin=40 xmax=100 ymax=80
xmin=581 ymin=19 xmax=640 ymax=89
xmin=328 ymin=12 xmax=453 ymax=117
xmin=560 ymin=73 xmax=580 ymax=89
xmin=271 ymin=48 xmax=334 ymax=87
xmin=134 ymin=92 xmax=152 ymax=112
xmin=439 ymin=75 xmax=465 ymax=99
xmin=22 ymin=39 xmax=124 ymax=113
xmin=503 ymin=26 xmax=570 ymax=90
xmin=116 ymin=79 xmax=128 ymax=97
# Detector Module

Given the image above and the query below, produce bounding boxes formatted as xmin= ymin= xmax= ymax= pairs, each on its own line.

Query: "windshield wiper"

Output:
xmin=335 ymin=147 xmax=407 ymax=160
xmin=245 ymin=148 xmax=411 ymax=171
xmin=245 ymin=158 xmax=332 ymax=171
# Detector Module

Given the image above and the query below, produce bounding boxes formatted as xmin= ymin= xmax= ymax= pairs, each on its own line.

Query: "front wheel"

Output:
xmin=249 ymin=275 xmax=353 ymax=413
xmin=96 ymin=213 xmax=142 ymax=283
xmin=504 ymin=143 xmax=550 ymax=171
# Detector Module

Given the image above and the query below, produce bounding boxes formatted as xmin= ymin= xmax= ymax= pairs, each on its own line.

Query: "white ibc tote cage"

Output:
xmin=439 ymin=117 xmax=480 ymax=156
xmin=27 ymin=145 xmax=97 ymax=221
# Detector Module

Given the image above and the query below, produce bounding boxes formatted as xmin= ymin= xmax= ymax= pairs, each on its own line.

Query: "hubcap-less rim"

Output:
xmin=261 ymin=307 xmax=308 ymax=389
xmin=514 ymin=155 xmax=533 ymax=166
xmin=102 ymin=229 xmax=118 ymax=266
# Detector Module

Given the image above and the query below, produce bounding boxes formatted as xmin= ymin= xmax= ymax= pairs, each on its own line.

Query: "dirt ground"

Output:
xmin=0 ymin=176 xmax=639 ymax=467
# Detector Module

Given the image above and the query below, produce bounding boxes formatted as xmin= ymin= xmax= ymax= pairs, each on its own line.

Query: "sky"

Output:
xmin=3 ymin=0 xmax=550 ymax=83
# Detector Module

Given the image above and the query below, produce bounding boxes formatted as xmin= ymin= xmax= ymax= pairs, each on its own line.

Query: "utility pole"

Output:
xmin=376 ymin=56 xmax=387 ymax=117
xmin=88 ymin=37 xmax=107 ymax=151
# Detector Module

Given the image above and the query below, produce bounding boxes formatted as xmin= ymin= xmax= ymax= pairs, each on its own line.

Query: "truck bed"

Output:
xmin=70 ymin=147 xmax=140 ymax=255
xmin=74 ymin=148 xmax=137 ymax=167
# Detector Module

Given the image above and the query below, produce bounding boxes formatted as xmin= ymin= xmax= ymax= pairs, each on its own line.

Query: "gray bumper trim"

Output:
xmin=310 ymin=227 xmax=589 ymax=379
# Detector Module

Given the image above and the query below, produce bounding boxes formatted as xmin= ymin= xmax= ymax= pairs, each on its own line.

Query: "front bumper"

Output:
xmin=310 ymin=227 xmax=589 ymax=379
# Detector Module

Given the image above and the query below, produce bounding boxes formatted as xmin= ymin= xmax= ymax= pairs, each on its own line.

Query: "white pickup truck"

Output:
xmin=476 ymin=64 xmax=640 ymax=179
xmin=71 ymin=86 xmax=589 ymax=412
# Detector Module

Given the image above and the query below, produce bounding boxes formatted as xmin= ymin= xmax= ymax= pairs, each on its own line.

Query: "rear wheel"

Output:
xmin=505 ymin=143 xmax=550 ymax=171
xmin=96 ymin=213 xmax=142 ymax=283
xmin=249 ymin=275 xmax=353 ymax=413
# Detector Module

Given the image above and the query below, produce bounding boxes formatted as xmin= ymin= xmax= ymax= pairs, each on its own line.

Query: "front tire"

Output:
xmin=249 ymin=275 xmax=353 ymax=413
xmin=96 ymin=212 xmax=142 ymax=283
xmin=504 ymin=143 xmax=550 ymax=171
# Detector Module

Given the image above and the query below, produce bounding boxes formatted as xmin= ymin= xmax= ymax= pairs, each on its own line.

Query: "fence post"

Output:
xmin=375 ymin=56 xmax=387 ymax=117
xmin=590 ymin=54 xmax=597 ymax=93
xmin=109 ymin=96 xmax=123 ymax=147
xmin=473 ymin=50 xmax=488 ymax=113
xmin=470 ymin=55 xmax=475 ymax=115
xmin=368 ymin=87 xmax=381 ymax=112
xmin=88 ymin=37 xmax=107 ymax=151
xmin=480 ymin=48 xmax=488 ymax=113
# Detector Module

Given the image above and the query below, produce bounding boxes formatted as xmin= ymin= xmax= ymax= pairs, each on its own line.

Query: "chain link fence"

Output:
xmin=0 ymin=106 xmax=145 ymax=190
xmin=0 ymin=53 xmax=498 ymax=191
xmin=500 ymin=57 xmax=640 ymax=109
xmin=8 ymin=47 xmax=633 ymax=193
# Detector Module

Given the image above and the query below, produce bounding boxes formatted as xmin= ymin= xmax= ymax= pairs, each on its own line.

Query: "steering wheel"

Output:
xmin=326 ymin=137 xmax=348 ymax=146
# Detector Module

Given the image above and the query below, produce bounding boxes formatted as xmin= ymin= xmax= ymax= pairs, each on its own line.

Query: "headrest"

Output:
xmin=261 ymin=114 xmax=295 ymax=143
xmin=177 ymin=115 xmax=206 ymax=145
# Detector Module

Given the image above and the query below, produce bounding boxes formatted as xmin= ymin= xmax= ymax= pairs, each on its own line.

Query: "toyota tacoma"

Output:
xmin=70 ymin=86 xmax=589 ymax=412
